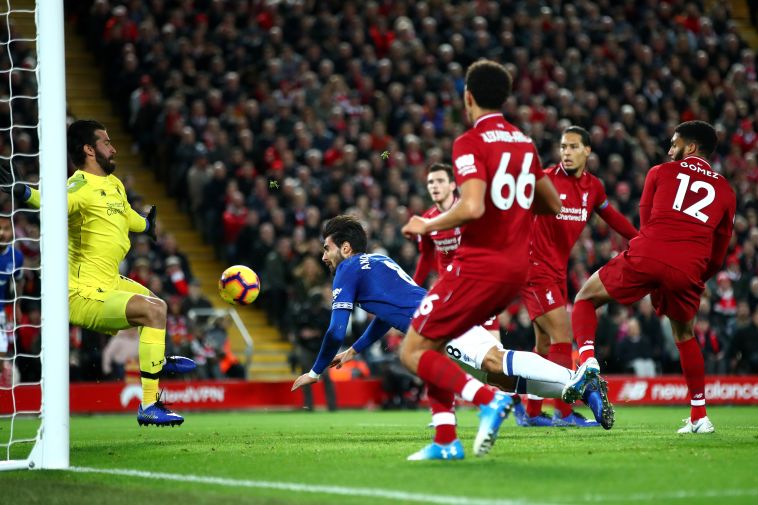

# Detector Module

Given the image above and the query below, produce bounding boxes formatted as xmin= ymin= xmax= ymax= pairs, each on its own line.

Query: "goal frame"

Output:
xmin=0 ymin=0 xmax=69 ymax=471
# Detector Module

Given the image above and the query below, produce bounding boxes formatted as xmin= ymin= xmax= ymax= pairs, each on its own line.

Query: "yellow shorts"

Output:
xmin=69 ymin=276 xmax=152 ymax=334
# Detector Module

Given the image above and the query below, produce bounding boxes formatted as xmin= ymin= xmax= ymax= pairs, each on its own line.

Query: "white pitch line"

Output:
xmin=577 ymin=488 xmax=758 ymax=502
xmin=69 ymin=466 xmax=548 ymax=505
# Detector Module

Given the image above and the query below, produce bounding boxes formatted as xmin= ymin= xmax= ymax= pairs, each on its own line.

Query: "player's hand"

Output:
xmin=329 ymin=347 xmax=357 ymax=369
xmin=145 ymin=205 xmax=157 ymax=242
xmin=0 ymin=159 xmax=28 ymax=200
xmin=291 ymin=373 xmax=319 ymax=391
xmin=402 ymin=216 xmax=429 ymax=239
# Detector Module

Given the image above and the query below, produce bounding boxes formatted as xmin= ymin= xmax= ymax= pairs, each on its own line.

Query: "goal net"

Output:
xmin=0 ymin=0 xmax=68 ymax=471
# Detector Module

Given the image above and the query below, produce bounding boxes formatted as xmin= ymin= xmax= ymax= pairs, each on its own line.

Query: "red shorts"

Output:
xmin=521 ymin=281 xmax=567 ymax=320
xmin=599 ymin=252 xmax=704 ymax=322
xmin=410 ymin=268 xmax=521 ymax=340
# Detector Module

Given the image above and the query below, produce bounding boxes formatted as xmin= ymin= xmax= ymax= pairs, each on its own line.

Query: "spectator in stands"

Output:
xmin=729 ymin=307 xmax=758 ymax=373
xmin=102 ymin=327 xmax=139 ymax=381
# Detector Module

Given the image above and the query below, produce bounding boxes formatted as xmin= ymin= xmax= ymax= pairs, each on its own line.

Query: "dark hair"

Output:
xmin=562 ymin=126 xmax=591 ymax=147
xmin=67 ymin=119 xmax=106 ymax=167
xmin=426 ymin=162 xmax=455 ymax=182
xmin=322 ymin=215 xmax=368 ymax=253
xmin=464 ymin=60 xmax=512 ymax=110
xmin=675 ymin=120 xmax=718 ymax=157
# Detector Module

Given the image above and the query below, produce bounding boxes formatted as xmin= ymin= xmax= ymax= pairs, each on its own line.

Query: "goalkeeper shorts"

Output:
xmin=69 ymin=276 xmax=152 ymax=334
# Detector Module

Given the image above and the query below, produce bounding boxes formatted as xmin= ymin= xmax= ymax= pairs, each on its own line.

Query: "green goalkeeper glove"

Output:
xmin=145 ymin=205 xmax=157 ymax=241
xmin=0 ymin=159 xmax=30 ymax=201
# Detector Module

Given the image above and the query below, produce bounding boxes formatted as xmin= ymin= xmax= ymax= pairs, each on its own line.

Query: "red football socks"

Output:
xmin=417 ymin=350 xmax=495 ymax=406
xmin=428 ymin=383 xmax=457 ymax=444
xmin=549 ymin=342 xmax=574 ymax=417
xmin=676 ymin=338 xmax=707 ymax=422
xmin=572 ymin=300 xmax=598 ymax=363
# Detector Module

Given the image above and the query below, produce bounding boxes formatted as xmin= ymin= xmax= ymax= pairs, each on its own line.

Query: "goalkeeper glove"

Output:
xmin=145 ymin=205 xmax=157 ymax=242
xmin=0 ymin=159 xmax=30 ymax=201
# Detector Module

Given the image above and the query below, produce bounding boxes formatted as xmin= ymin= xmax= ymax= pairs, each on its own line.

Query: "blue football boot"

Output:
xmin=551 ymin=410 xmax=600 ymax=427
xmin=561 ymin=361 xmax=595 ymax=404
xmin=407 ymin=439 xmax=465 ymax=461
xmin=581 ymin=376 xmax=615 ymax=430
xmin=513 ymin=401 xmax=554 ymax=427
xmin=473 ymin=392 xmax=513 ymax=456
xmin=160 ymin=356 xmax=196 ymax=376
xmin=137 ymin=393 xmax=184 ymax=427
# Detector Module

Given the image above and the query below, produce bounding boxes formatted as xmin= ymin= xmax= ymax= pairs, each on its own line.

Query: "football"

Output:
xmin=218 ymin=265 xmax=261 ymax=305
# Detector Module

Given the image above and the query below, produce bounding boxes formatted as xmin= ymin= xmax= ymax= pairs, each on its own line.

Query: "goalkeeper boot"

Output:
xmin=161 ymin=356 xmax=197 ymax=376
xmin=582 ymin=377 xmax=615 ymax=430
xmin=561 ymin=361 xmax=595 ymax=404
xmin=473 ymin=392 xmax=513 ymax=457
xmin=552 ymin=410 xmax=600 ymax=427
xmin=137 ymin=393 xmax=184 ymax=427
xmin=407 ymin=439 xmax=465 ymax=461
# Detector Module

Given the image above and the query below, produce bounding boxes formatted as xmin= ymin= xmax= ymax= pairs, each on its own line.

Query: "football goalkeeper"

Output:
xmin=0 ymin=119 xmax=194 ymax=426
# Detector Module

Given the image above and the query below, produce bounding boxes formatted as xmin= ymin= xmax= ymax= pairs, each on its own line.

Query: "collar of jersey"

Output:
xmin=474 ymin=112 xmax=503 ymax=128
xmin=683 ymin=155 xmax=712 ymax=169
xmin=76 ymin=169 xmax=110 ymax=186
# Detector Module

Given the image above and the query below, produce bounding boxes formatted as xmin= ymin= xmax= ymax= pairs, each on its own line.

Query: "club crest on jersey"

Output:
xmin=582 ymin=192 xmax=589 ymax=207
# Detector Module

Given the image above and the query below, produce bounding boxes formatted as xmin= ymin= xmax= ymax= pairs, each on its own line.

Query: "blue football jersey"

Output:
xmin=0 ymin=245 xmax=24 ymax=307
xmin=331 ymin=253 xmax=426 ymax=332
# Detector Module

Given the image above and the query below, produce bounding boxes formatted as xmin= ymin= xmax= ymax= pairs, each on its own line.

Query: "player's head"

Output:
xmin=463 ymin=60 xmax=512 ymax=121
xmin=0 ymin=214 xmax=11 ymax=246
xmin=67 ymin=119 xmax=117 ymax=174
xmin=321 ymin=215 xmax=368 ymax=273
xmin=669 ymin=121 xmax=718 ymax=161
xmin=560 ymin=126 xmax=591 ymax=175
xmin=426 ymin=163 xmax=456 ymax=206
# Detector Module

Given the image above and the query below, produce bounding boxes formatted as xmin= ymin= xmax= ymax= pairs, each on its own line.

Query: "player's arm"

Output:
xmin=330 ymin=317 xmax=394 ymax=368
xmin=291 ymin=309 xmax=351 ymax=391
xmin=532 ymin=176 xmax=561 ymax=215
xmin=638 ymin=165 xmax=659 ymax=228
xmin=702 ymin=196 xmax=737 ymax=282
xmin=412 ymin=234 xmax=435 ymax=285
xmin=596 ymin=202 xmax=638 ymax=240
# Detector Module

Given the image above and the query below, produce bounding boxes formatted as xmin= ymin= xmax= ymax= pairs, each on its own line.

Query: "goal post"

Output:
xmin=0 ymin=0 xmax=68 ymax=471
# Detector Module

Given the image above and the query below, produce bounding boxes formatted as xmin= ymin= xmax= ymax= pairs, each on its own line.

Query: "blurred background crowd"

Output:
xmin=2 ymin=0 xmax=758 ymax=391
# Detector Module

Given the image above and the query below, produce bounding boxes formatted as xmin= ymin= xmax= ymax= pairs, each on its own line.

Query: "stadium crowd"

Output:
xmin=5 ymin=0 xmax=758 ymax=384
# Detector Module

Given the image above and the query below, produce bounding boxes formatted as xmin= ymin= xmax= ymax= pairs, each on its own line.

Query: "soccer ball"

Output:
xmin=218 ymin=265 xmax=261 ymax=305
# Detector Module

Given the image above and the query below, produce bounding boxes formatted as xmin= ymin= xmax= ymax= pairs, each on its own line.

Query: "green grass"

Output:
xmin=3 ymin=406 xmax=758 ymax=504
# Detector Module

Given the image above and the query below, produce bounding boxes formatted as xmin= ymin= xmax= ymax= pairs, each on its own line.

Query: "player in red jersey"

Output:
xmin=571 ymin=121 xmax=736 ymax=434
xmin=517 ymin=126 xmax=638 ymax=429
xmin=413 ymin=163 xmax=500 ymax=335
xmin=400 ymin=60 xmax=572 ymax=460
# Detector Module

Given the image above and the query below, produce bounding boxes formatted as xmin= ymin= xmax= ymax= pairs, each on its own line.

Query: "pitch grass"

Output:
xmin=3 ymin=406 xmax=758 ymax=505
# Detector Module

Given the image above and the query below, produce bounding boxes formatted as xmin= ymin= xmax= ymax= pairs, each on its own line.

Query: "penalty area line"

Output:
xmin=69 ymin=466 xmax=548 ymax=505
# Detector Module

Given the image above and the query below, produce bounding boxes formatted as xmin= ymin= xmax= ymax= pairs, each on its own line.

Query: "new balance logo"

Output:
xmin=618 ymin=381 xmax=648 ymax=402
xmin=546 ymin=290 xmax=555 ymax=305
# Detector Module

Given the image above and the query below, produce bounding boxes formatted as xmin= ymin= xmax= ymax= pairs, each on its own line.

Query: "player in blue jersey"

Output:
xmin=0 ymin=215 xmax=24 ymax=377
xmin=291 ymin=216 xmax=612 ymax=459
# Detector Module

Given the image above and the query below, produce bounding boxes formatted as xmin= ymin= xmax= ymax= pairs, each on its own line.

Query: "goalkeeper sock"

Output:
xmin=139 ymin=326 xmax=166 ymax=407
xmin=572 ymin=300 xmax=598 ymax=363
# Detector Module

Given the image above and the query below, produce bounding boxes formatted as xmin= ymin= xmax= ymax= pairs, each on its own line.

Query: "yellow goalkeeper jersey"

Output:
xmin=27 ymin=170 xmax=147 ymax=292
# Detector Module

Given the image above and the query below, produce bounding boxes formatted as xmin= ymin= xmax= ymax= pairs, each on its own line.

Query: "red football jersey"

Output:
xmin=451 ymin=113 xmax=543 ymax=282
xmin=528 ymin=165 xmax=609 ymax=283
xmin=414 ymin=202 xmax=463 ymax=283
xmin=629 ymin=155 xmax=736 ymax=276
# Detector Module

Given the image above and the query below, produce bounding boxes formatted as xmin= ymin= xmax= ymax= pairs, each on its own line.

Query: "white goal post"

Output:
xmin=0 ymin=0 xmax=69 ymax=471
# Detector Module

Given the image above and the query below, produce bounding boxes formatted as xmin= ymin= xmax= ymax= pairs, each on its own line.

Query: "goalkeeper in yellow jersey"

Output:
xmin=0 ymin=119 xmax=195 ymax=426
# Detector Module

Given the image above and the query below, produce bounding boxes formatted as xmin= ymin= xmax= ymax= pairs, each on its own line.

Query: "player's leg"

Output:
xmin=670 ymin=317 xmax=713 ymax=433
xmin=533 ymin=306 xmax=598 ymax=426
xmin=521 ymin=320 xmax=551 ymax=424
xmin=572 ymin=270 xmax=613 ymax=370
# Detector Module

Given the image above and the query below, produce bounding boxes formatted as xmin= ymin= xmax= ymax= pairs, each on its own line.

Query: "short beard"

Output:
xmin=564 ymin=167 xmax=579 ymax=175
xmin=672 ymin=148 xmax=684 ymax=161
xmin=96 ymin=151 xmax=116 ymax=175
